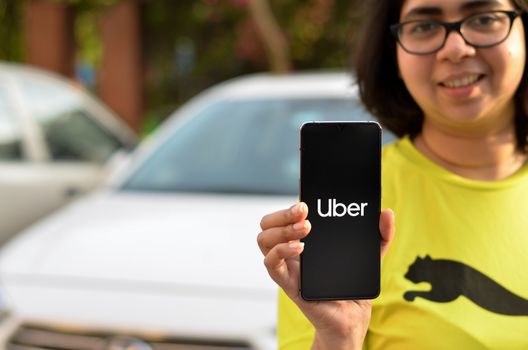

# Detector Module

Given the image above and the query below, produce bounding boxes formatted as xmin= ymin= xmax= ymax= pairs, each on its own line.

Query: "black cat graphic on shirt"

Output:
xmin=403 ymin=255 xmax=528 ymax=316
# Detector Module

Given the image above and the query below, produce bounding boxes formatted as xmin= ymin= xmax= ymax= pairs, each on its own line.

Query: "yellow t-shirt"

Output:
xmin=278 ymin=136 xmax=528 ymax=349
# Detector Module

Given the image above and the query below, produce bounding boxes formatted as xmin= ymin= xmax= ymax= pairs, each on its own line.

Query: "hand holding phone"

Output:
xmin=258 ymin=202 xmax=395 ymax=348
xmin=257 ymin=120 xmax=394 ymax=346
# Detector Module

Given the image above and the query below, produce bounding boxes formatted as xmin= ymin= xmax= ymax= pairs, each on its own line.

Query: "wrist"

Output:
xmin=310 ymin=309 xmax=371 ymax=350
xmin=311 ymin=328 xmax=366 ymax=350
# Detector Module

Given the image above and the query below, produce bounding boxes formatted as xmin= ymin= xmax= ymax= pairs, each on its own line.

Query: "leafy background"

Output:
xmin=0 ymin=0 xmax=365 ymax=133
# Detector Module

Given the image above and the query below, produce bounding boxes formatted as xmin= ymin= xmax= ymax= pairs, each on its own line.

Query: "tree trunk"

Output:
xmin=248 ymin=0 xmax=291 ymax=73
xmin=23 ymin=0 xmax=75 ymax=77
xmin=98 ymin=0 xmax=143 ymax=131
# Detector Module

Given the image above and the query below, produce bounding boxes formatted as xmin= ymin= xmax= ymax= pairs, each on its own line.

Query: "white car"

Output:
xmin=0 ymin=72 xmax=395 ymax=349
xmin=0 ymin=63 xmax=137 ymax=244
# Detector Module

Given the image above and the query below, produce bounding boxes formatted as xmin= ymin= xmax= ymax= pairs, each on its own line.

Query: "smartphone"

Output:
xmin=299 ymin=121 xmax=381 ymax=301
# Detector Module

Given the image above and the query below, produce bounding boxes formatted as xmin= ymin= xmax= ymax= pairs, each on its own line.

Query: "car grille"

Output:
xmin=7 ymin=324 xmax=252 ymax=350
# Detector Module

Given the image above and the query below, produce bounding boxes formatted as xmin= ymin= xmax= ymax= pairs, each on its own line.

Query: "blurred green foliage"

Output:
xmin=0 ymin=0 xmax=364 ymax=133
xmin=0 ymin=0 xmax=24 ymax=61
xmin=143 ymin=0 xmax=364 ymax=129
xmin=73 ymin=5 xmax=103 ymax=70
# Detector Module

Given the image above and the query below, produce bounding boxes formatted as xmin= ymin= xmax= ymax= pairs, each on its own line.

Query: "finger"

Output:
xmin=260 ymin=202 xmax=308 ymax=230
xmin=264 ymin=242 xmax=304 ymax=288
xmin=257 ymin=220 xmax=311 ymax=255
xmin=379 ymin=209 xmax=395 ymax=258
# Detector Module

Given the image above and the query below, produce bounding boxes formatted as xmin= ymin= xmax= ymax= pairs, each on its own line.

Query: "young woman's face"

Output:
xmin=397 ymin=0 xmax=526 ymax=136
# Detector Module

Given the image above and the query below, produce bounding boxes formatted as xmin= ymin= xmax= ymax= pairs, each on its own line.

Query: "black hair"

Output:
xmin=354 ymin=0 xmax=528 ymax=152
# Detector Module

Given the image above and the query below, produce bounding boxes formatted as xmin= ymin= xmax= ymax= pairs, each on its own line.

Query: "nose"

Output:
xmin=436 ymin=31 xmax=476 ymax=63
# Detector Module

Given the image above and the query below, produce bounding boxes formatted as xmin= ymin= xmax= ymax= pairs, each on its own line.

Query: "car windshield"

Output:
xmin=121 ymin=97 xmax=389 ymax=195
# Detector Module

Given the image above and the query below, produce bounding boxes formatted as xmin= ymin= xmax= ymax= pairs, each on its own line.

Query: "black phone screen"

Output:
xmin=300 ymin=121 xmax=381 ymax=300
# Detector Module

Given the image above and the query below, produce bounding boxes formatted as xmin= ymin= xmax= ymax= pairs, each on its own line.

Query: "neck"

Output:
xmin=414 ymin=121 xmax=527 ymax=181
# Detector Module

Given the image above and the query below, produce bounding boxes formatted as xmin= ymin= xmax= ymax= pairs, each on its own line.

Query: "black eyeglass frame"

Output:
xmin=390 ymin=10 xmax=524 ymax=55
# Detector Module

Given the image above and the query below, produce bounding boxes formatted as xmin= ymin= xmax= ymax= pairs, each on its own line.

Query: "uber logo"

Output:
xmin=317 ymin=198 xmax=368 ymax=217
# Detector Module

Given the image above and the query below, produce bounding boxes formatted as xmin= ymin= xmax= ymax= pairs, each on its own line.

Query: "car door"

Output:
xmin=0 ymin=71 xmax=127 ymax=245
xmin=0 ymin=76 xmax=45 ymax=245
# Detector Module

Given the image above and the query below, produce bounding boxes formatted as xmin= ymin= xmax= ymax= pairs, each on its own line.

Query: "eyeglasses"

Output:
xmin=390 ymin=10 xmax=523 ymax=55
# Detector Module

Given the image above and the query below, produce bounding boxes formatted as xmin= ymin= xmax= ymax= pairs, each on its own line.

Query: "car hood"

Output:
xmin=0 ymin=190 xmax=292 ymax=297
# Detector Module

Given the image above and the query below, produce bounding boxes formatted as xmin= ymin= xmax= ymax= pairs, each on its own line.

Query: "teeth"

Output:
xmin=443 ymin=74 xmax=480 ymax=88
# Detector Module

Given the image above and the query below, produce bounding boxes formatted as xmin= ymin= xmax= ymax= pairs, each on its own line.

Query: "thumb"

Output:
xmin=379 ymin=209 xmax=395 ymax=258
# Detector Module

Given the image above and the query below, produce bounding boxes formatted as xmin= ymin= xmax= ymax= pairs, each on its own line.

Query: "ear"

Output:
xmin=425 ymin=255 xmax=432 ymax=261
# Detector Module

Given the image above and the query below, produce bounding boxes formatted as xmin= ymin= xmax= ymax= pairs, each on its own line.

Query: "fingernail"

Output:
xmin=291 ymin=203 xmax=300 ymax=215
xmin=293 ymin=221 xmax=305 ymax=231
xmin=289 ymin=242 xmax=304 ymax=250
xmin=299 ymin=203 xmax=305 ymax=214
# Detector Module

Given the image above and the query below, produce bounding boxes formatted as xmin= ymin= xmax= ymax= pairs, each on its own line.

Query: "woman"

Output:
xmin=257 ymin=0 xmax=528 ymax=348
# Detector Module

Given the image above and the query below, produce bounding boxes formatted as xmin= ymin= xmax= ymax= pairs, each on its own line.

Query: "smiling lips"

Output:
xmin=438 ymin=73 xmax=484 ymax=98
xmin=441 ymin=74 xmax=482 ymax=88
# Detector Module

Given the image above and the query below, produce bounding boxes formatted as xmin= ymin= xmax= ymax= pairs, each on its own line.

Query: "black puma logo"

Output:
xmin=403 ymin=255 xmax=528 ymax=316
